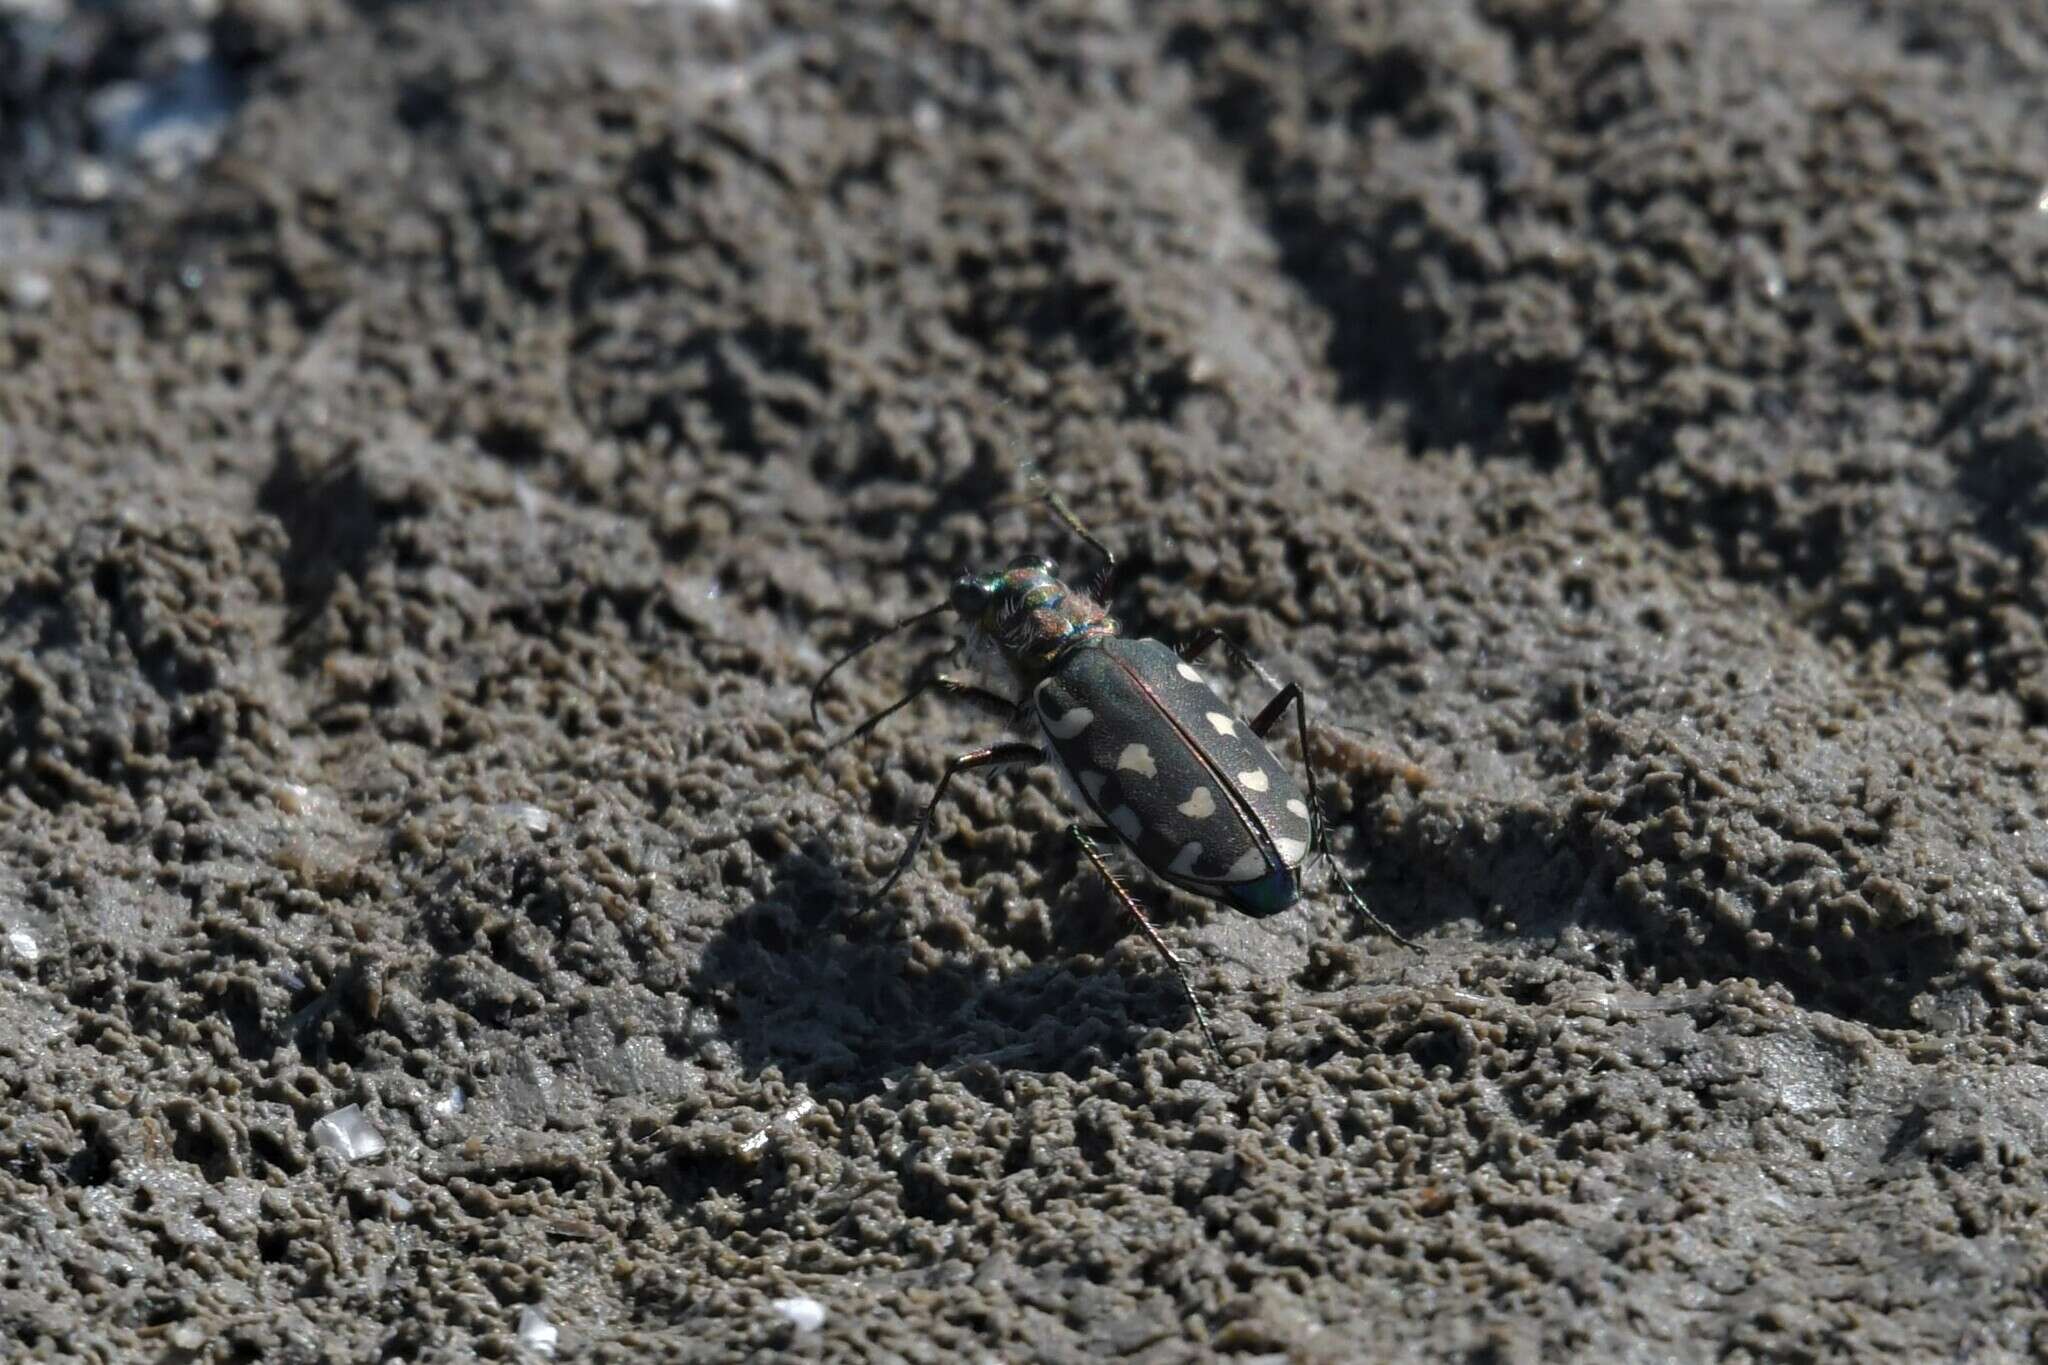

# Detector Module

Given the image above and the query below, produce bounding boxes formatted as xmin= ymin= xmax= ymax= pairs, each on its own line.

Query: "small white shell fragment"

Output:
xmin=493 ymin=803 xmax=552 ymax=834
xmin=771 ymin=1296 xmax=826 ymax=1332
xmin=7 ymin=928 xmax=40 ymax=962
xmin=739 ymin=1096 xmax=816 ymax=1155
xmin=8 ymin=271 xmax=51 ymax=310
xmin=310 ymin=1104 xmax=386 ymax=1162
xmin=516 ymin=1305 xmax=558 ymax=1357
xmin=432 ymin=1085 xmax=466 ymax=1119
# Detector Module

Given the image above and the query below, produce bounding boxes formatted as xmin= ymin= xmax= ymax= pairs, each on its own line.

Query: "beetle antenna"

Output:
xmin=809 ymin=602 xmax=953 ymax=728
xmin=1021 ymin=460 xmax=1118 ymax=598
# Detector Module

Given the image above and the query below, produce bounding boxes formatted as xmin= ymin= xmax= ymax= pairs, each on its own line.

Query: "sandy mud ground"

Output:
xmin=3 ymin=1 xmax=2048 ymax=1360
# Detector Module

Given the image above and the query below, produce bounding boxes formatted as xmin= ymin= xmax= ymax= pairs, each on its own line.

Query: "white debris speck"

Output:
xmin=517 ymin=1305 xmax=558 ymax=1357
xmin=513 ymin=476 xmax=543 ymax=521
xmin=493 ymin=803 xmax=552 ymax=834
xmin=385 ymin=1190 xmax=414 ymax=1217
xmin=7 ymin=271 xmax=50 ymax=310
xmin=73 ymin=159 xmax=112 ymax=202
xmin=739 ymin=1096 xmax=816 ymax=1154
xmin=7 ymin=929 xmax=40 ymax=963
xmin=771 ymin=1296 xmax=826 ymax=1332
xmin=310 ymin=1105 xmax=386 ymax=1162
xmin=432 ymin=1085 xmax=466 ymax=1119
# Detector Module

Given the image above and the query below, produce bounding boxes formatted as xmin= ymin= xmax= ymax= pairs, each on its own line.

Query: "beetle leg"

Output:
xmin=1071 ymin=824 xmax=1222 ymax=1059
xmin=810 ymin=601 xmax=953 ymax=728
xmin=828 ymin=643 xmax=1024 ymax=750
xmin=870 ymin=741 xmax=1044 ymax=900
xmin=1255 ymin=681 xmax=1419 ymax=951
xmin=1245 ymin=679 xmax=1300 ymax=740
xmin=1184 ymin=630 xmax=1419 ymax=951
xmin=1177 ymin=627 xmax=1286 ymax=696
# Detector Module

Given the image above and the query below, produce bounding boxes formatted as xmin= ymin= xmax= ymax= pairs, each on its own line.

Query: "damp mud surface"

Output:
xmin=3 ymin=2 xmax=2048 ymax=1361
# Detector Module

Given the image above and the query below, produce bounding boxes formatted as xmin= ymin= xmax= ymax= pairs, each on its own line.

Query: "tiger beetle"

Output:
xmin=810 ymin=473 xmax=1417 ymax=1058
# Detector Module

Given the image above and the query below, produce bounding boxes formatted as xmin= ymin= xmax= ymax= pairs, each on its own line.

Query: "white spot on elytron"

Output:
xmin=1176 ymin=661 xmax=1204 ymax=684
xmin=1205 ymin=712 xmax=1236 ymax=737
xmin=1225 ymin=848 xmax=1267 ymax=881
xmin=1169 ymin=841 xmax=1204 ymax=876
xmin=1117 ymin=743 xmax=1158 ymax=777
xmin=1273 ymin=836 xmax=1309 ymax=865
xmin=1080 ymin=770 xmax=1109 ymax=804
xmin=1287 ymin=798 xmax=1311 ymax=819
xmin=1237 ymin=769 xmax=1270 ymax=793
xmin=1109 ymin=806 xmax=1143 ymax=842
xmin=1177 ymin=785 xmax=1215 ymax=819
xmin=1044 ymin=706 xmax=1094 ymax=739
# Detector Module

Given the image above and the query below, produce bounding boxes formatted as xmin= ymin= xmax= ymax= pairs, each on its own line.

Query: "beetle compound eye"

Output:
xmin=949 ymin=576 xmax=993 ymax=615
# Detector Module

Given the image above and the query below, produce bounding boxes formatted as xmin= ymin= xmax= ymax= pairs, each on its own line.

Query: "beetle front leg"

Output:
xmin=870 ymin=741 xmax=1044 ymax=900
xmin=825 ymin=641 xmax=1024 ymax=750
xmin=1070 ymin=824 xmax=1222 ymax=1059
xmin=830 ymin=673 xmax=1025 ymax=750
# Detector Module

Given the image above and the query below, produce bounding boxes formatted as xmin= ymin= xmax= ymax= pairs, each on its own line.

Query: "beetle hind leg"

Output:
xmin=1318 ymin=847 xmax=1418 ymax=952
xmin=1070 ymin=824 xmax=1222 ymax=1059
xmin=1184 ymin=631 xmax=1420 ymax=952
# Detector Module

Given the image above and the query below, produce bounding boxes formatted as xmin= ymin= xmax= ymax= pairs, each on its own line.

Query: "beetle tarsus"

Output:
xmin=1324 ymin=856 xmax=1420 ymax=951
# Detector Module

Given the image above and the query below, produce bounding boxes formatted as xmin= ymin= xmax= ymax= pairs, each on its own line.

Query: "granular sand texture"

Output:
xmin=3 ymin=2 xmax=2047 ymax=1360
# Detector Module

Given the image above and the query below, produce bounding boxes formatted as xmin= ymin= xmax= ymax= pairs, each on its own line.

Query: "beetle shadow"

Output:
xmin=686 ymin=838 xmax=1207 ymax=1094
